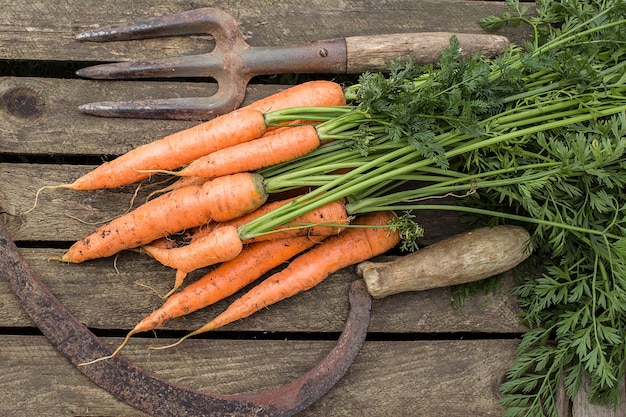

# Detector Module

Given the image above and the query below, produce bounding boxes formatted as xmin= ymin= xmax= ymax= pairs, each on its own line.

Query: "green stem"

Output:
xmin=378 ymin=204 xmax=622 ymax=241
xmin=240 ymin=102 xmax=626 ymax=240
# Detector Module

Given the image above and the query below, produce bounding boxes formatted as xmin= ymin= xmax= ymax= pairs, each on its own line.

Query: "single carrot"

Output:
xmin=243 ymin=80 xmax=346 ymax=115
xmin=164 ymin=125 xmax=321 ymax=179
xmin=242 ymin=198 xmax=349 ymax=243
xmin=59 ymin=108 xmax=267 ymax=191
xmin=187 ymin=197 xmax=348 ymax=245
xmin=156 ymin=211 xmax=400 ymax=348
xmin=141 ymin=225 xmax=244 ymax=297
xmin=81 ymin=236 xmax=322 ymax=364
xmin=59 ymin=172 xmax=267 ymax=263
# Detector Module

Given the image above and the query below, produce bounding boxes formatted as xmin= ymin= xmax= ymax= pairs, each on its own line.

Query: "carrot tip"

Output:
xmin=48 ymin=254 xmax=70 ymax=262
xmin=148 ymin=334 xmax=192 ymax=351
xmin=135 ymin=280 xmax=170 ymax=299
xmin=22 ymin=184 xmax=74 ymax=215
xmin=78 ymin=330 xmax=136 ymax=366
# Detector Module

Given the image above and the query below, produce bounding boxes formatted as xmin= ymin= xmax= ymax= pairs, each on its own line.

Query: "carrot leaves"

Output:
xmin=250 ymin=1 xmax=626 ymax=414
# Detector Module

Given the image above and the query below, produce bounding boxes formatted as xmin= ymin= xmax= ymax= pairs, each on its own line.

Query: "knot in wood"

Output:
xmin=2 ymin=86 xmax=44 ymax=118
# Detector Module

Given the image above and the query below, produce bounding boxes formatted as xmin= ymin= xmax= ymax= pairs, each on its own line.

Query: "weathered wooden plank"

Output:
xmin=573 ymin=378 xmax=626 ymax=417
xmin=0 ymin=163 xmax=471 ymax=242
xmin=1 ymin=0 xmax=531 ymax=62
xmin=0 ymin=77 xmax=288 ymax=155
xmin=0 ymin=334 xmax=519 ymax=417
xmin=0 ymin=247 xmax=526 ymax=333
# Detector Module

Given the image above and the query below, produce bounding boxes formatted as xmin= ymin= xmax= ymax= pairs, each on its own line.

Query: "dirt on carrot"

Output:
xmin=141 ymin=225 xmax=244 ymax=296
xmin=155 ymin=211 xmax=400 ymax=348
xmin=59 ymin=172 xmax=267 ymax=263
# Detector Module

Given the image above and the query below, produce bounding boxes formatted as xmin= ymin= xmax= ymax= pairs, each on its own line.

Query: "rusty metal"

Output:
xmin=75 ymin=7 xmax=347 ymax=120
xmin=0 ymin=216 xmax=372 ymax=417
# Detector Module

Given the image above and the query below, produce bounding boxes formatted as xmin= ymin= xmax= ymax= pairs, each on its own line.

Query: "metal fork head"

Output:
xmin=75 ymin=8 xmax=252 ymax=120
xmin=76 ymin=8 xmax=348 ymax=120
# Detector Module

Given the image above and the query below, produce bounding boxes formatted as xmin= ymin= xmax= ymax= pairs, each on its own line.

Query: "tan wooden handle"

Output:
xmin=356 ymin=225 xmax=532 ymax=298
xmin=345 ymin=32 xmax=509 ymax=73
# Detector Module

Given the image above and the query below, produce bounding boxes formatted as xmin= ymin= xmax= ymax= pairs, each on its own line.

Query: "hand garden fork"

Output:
xmin=75 ymin=7 xmax=509 ymax=120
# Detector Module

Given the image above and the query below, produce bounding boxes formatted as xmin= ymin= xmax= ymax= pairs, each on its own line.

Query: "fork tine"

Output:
xmin=78 ymin=88 xmax=245 ymax=121
xmin=75 ymin=8 xmax=239 ymax=42
xmin=76 ymin=54 xmax=221 ymax=79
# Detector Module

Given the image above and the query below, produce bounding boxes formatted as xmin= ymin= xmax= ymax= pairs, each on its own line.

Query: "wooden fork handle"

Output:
xmin=344 ymin=32 xmax=510 ymax=73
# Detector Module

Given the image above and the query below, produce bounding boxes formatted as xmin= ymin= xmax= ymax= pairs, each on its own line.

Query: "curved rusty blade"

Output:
xmin=0 ymin=217 xmax=371 ymax=417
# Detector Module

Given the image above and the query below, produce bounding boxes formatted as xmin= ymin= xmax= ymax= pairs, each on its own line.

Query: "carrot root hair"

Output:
xmin=78 ymin=328 xmax=138 ymax=366
xmin=148 ymin=330 xmax=201 ymax=350
xmin=22 ymin=184 xmax=74 ymax=215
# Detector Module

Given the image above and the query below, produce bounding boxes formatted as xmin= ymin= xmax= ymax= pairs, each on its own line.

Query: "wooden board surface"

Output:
xmin=1 ymin=0 xmax=623 ymax=416
xmin=0 ymin=335 xmax=520 ymax=417
xmin=1 ymin=0 xmax=531 ymax=62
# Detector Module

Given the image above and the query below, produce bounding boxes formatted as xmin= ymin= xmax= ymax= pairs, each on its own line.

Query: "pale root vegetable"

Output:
xmin=59 ymin=172 xmax=267 ymax=263
xmin=356 ymin=225 xmax=532 ymax=298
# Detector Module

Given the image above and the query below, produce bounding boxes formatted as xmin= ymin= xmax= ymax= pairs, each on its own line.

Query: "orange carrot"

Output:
xmin=145 ymin=237 xmax=320 ymax=328
xmin=186 ymin=197 xmax=348 ymax=245
xmin=144 ymin=176 xmax=210 ymax=201
xmin=140 ymin=199 xmax=348 ymax=295
xmin=169 ymin=125 xmax=321 ymax=179
xmin=80 ymin=236 xmax=322 ymax=364
xmin=59 ymin=172 xmax=267 ymax=263
xmin=183 ymin=199 xmax=295 ymax=245
xmin=141 ymin=198 xmax=297 ymax=251
xmin=144 ymin=236 xmax=181 ymax=250
xmin=141 ymin=225 xmax=244 ymax=296
xmin=62 ymin=109 xmax=266 ymax=191
xmin=156 ymin=211 xmax=400 ymax=347
xmin=243 ymin=80 xmax=346 ymax=114
xmin=31 ymin=80 xmax=345 ymax=202
xmin=143 ymin=122 xmax=322 ymax=199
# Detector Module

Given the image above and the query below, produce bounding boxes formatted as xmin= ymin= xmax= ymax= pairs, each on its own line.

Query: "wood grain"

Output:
xmin=0 ymin=77 xmax=286 ymax=155
xmin=2 ymin=1 xmax=623 ymax=416
xmin=0 ymin=247 xmax=526 ymax=333
xmin=0 ymin=334 xmax=519 ymax=417
xmin=0 ymin=0 xmax=532 ymax=62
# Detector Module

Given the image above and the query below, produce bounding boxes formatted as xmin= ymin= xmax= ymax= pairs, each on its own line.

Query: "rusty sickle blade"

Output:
xmin=0 ymin=216 xmax=372 ymax=417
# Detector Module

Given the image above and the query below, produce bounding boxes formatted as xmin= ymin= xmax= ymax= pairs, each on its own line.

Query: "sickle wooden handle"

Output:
xmin=356 ymin=225 xmax=532 ymax=298
xmin=345 ymin=32 xmax=510 ymax=73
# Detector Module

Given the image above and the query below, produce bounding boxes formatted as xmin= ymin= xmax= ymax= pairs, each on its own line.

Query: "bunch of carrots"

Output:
xmin=35 ymin=80 xmax=408 ymax=363
xmin=34 ymin=6 xmax=626 ymax=376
